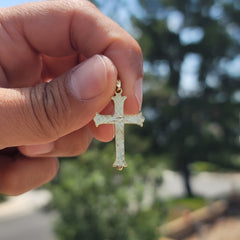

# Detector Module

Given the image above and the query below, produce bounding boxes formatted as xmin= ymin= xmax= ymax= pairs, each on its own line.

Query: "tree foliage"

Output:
xmin=49 ymin=143 xmax=165 ymax=240
xmin=133 ymin=0 xmax=240 ymax=196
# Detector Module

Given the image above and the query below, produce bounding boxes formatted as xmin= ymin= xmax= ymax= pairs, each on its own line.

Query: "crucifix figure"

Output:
xmin=94 ymin=80 xmax=145 ymax=171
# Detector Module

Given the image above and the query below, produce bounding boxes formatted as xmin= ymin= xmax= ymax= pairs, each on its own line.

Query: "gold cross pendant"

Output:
xmin=94 ymin=80 xmax=145 ymax=171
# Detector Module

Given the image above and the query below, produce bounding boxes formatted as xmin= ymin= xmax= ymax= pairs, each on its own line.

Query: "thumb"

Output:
xmin=0 ymin=55 xmax=117 ymax=149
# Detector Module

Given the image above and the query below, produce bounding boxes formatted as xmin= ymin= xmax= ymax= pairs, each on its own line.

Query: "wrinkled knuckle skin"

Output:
xmin=29 ymin=82 xmax=70 ymax=141
xmin=60 ymin=0 xmax=98 ymax=12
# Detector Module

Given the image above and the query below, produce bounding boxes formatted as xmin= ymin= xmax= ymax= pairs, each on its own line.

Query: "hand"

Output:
xmin=0 ymin=0 xmax=143 ymax=195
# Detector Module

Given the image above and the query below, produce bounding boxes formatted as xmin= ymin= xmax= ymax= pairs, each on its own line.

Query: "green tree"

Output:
xmin=133 ymin=0 xmax=240 ymax=196
xmin=49 ymin=143 xmax=165 ymax=240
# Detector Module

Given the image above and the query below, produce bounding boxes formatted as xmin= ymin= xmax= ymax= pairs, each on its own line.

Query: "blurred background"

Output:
xmin=0 ymin=0 xmax=240 ymax=239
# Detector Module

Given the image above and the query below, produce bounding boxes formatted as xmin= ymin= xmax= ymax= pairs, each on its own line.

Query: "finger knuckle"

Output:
xmin=29 ymin=82 xmax=70 ymax=141
xmin=61 ymin=0 xmax=97 ymax=11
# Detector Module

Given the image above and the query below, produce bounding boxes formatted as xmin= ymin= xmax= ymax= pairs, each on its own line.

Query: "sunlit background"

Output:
xmin=0 ymin=0 xmax=240 ymax=240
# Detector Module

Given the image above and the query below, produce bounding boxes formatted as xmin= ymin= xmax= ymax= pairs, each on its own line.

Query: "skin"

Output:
xmin=0 ymin=0 xmax=143 ymax=195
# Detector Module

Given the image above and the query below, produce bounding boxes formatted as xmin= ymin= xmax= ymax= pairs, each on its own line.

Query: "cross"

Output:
xmin=94 ymin=84 xmax=145 ymax=171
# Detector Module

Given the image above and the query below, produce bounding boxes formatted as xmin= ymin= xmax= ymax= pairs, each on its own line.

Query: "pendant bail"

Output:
xmin=116 ymin=80 xmax=122 ymax=94
xmin=93 ymin=78 xmax=145 ymax=171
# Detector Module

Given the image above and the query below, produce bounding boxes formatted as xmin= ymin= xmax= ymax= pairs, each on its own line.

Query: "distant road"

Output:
xmin=0 ymin=211 xmax=56 ymax=240
xmin=159 ymin=171 xmax=240 ymax=199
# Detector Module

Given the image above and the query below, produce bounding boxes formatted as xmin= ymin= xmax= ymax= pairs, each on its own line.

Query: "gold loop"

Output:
xmin=115 ymin=80 xmax=122 ymax=94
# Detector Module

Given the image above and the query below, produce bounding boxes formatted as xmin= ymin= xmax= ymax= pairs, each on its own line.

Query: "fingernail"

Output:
xmin=20 ymin=143 xmax=54 ymax=156
xmin=69 ymin=55 xmax=113 ymax=101
xmin=135 ymin=77 xmax=143 ymax=110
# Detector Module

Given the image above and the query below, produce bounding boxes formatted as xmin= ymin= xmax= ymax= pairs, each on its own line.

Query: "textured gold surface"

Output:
xmin=94 ymin=91 xmax=145 ymax=170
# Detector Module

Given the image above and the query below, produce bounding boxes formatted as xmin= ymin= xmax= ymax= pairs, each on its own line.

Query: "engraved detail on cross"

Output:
xmin=94 ymin=83 xmax=145 ymax=171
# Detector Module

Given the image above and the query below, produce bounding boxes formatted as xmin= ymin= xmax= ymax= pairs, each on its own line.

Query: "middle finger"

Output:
xmin=19 ymin=126 xmax=92 ymax=157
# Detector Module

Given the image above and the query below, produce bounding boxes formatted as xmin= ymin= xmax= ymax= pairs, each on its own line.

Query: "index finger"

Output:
xmin=3 ymin=0 xmax=143 ymax=112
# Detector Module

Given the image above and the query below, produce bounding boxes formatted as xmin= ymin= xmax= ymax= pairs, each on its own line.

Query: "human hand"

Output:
xmin=0 ymin=0 xmax=143 ymax=195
